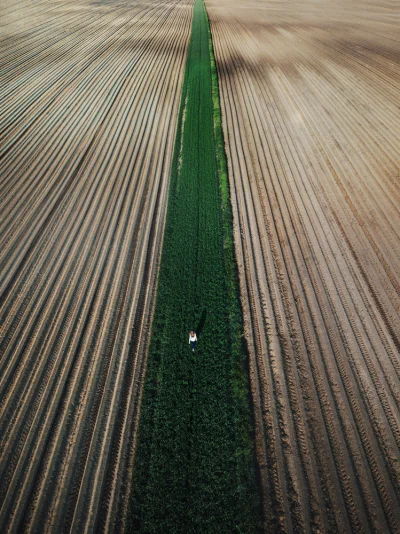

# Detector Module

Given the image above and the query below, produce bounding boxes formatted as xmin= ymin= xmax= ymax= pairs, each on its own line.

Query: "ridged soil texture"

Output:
xmin=206 ymin=0 xmax=400 ymax=532
xmin=0 ymin=0 xmax=193 ymax=531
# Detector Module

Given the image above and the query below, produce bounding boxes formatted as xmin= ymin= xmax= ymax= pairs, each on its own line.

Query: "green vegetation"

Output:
xmin=128 ymin=0 xmax=262 ymax=531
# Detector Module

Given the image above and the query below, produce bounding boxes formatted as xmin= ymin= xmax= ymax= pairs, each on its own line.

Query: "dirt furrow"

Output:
xmin=207 ymin=1 xmax=400 ymax=531
xmin=0 ymin=0 xmax=193 ymax=531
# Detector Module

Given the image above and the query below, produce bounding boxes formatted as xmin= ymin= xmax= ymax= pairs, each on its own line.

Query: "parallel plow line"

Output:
xmin=207 ymin=2 xmax=400 ymax=531
xmin=0 ymin=0 xmax=193 ymax=531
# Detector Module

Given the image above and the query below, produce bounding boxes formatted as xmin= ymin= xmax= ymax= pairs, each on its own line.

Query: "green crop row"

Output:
xmin=127 ymin=0 xmax=262 ymax=531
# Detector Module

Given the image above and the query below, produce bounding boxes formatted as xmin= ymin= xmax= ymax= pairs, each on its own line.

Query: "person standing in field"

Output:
xmin=189 ymin=330 xmax=197 ymax=352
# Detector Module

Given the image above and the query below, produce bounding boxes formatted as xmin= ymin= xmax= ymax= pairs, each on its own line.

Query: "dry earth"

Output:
xmin=0 ymin=0 xmax=192 ymax=531
xmin=206 ymin=0 xmax=400 ymax=531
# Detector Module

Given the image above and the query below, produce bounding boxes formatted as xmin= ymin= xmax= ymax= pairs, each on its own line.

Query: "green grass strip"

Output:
xmin=128 ymin=0 xmax=262 ymax=531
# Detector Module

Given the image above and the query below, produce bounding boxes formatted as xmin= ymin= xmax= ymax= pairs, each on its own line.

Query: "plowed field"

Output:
xmin=206 ymin=0 xmax=400 ymax=531
xmin=0 ymin=0 xmax=193 ymax=531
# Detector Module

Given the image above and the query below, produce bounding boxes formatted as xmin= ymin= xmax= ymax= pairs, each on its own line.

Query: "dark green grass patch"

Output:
xmin=128 ymin=0 xmax=262 ymax=531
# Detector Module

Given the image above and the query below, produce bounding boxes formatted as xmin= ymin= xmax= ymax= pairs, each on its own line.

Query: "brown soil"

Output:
xmin=206 ymin=0 xmax=400 ymax=532
xmin=0 ymin=0 xmax=193 ymax=531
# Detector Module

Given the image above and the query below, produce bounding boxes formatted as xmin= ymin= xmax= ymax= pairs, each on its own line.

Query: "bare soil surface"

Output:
xmin=0 ymin=0 xmax=192 ymax=531
xmin=206 ymin=1 xmax=400 ymax=531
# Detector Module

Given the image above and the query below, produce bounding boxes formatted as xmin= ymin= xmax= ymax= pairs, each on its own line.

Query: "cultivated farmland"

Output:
xmin=0 ymin=0 xmax=193 ymax=531
xmin=2 ymin=0 xmax=400 ymax=531
xmin=207 ymin=0 xmax=400 ymax=531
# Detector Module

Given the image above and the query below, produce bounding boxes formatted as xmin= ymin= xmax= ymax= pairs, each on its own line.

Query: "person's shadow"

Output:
xmin=196 ymin=308 xmax=207 ymax=338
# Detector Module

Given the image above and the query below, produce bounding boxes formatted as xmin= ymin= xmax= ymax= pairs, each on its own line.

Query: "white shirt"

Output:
xmin=189 ymin=333 xmax=197 ymax=343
